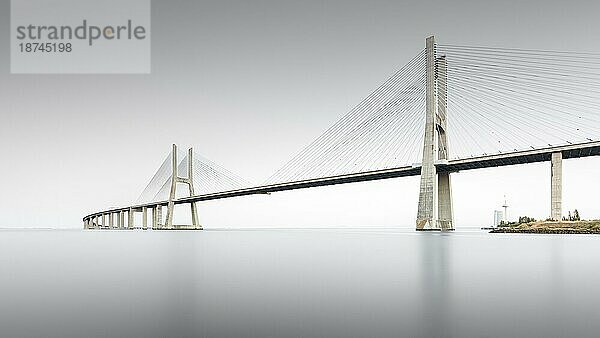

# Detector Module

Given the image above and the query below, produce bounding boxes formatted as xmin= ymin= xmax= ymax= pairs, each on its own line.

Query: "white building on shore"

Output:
xmin=493 ymin=210 xmax=504 ymax=227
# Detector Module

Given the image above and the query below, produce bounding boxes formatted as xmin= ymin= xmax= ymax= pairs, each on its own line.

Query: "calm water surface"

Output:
xmin=1 ymin=228 xmax=599 ymax=338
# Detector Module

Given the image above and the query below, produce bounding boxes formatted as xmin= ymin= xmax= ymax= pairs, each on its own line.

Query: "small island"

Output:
xmin=490 ymin=210 xmax=600 ymax=234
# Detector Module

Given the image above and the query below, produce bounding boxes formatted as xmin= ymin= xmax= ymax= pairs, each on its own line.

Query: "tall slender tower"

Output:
xmin=416 ymin=36 xmax=454 ymax=231
xmin=502 ymin=195 xmax=509 ymax=223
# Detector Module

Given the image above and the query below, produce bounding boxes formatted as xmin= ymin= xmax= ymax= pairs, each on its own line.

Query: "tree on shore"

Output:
xmin=563 ymin=209 xmax=582 ymax=221
xmin=517 ymin=216 xmax=536 ymax=224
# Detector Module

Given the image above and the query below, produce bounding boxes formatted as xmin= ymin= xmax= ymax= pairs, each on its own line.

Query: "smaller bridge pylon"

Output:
xmin=163 ymin=144 xmax=202 ymax=230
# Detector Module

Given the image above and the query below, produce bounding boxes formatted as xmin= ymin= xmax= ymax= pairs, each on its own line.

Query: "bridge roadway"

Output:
xmin=83 ymin=140 xmax=600 ymax=222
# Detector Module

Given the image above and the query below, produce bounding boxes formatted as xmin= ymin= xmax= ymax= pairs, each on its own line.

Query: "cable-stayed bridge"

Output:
xmin=83 ymin=36 xmax=600 ymax=231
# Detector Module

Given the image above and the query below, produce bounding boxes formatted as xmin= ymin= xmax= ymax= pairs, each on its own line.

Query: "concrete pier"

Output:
xmin=128 ymin=208 xmax=134 ymax=229
xmin=142 ymin=207 xmax=148 ymax=230
xmin=119 ymin=211 xmax=124 ymax=229
xmin=438 ymin=172 xmax=453 ymax=230
xmin=551 ymin=152 xmax=563 ymax=220
xmin=152 ymin=205 xmax=162 ymax=229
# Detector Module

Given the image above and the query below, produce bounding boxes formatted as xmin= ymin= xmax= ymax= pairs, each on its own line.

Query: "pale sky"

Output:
xmin=1 ymin=0 xmax=599 ymax=228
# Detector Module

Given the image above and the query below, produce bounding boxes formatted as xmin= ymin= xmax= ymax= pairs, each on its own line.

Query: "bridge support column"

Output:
xmin=152 ymin=207 xmax=157 ymax=229
xmin=128 ymin=208 xmax=134 ymax=229
xmin=158 ymin=206 xmax=163 ymax=229
xmin=102 ymin=214 xmax=106 ymax=229
xmin=119 ymin=211 xmax=125 ymax=229
xmin=438 ymin=172 xmax=453 ymax=230
xmin=109 ymin=213 xmax=114 ymax=229
xmin=551 ymin=152 xmax=563 ymax=221
xmin=416 ymin=36 xmax=454 ymax=231
xmin=142 ymin=207 xmax=148 ymax=230
xmin=152 ymin=206 xmax=162 ymax=229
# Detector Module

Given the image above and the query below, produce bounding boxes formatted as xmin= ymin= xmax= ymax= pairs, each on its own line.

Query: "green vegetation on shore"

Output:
xmin=491 ymin=220 xmax=600 ymax=234
xmin=491 ymin=209 xmax=600 ymax=234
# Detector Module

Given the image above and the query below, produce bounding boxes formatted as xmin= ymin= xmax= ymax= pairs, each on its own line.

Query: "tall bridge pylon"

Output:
xmin=416 ymin=36 xmax=454 ymax=231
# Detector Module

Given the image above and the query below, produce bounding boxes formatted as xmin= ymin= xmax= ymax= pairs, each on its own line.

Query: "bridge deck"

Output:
xmin=84 ymin=141 xmax=600 ymax=221
xmin=440 ymin=141 xmax=600 ymax=172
